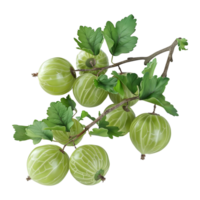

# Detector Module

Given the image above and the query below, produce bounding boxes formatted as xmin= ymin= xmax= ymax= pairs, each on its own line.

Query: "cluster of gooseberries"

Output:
xmin=26 ymin=50 xmax=170 ymax=186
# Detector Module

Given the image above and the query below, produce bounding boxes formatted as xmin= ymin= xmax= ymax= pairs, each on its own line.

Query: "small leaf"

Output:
xmin=142 ymin=58 xmax=157 ymax=78
xmin=176 ymin=37 xmax=187 ymax=51
xmin=112 ymin=71 xmax=127 ymax=85
xmin=94 ymin=75 xmax=118 ymax=94
xmin=26 ymin=120 xmax=53 ymax=144
xmin=112 ymin=71 xmax=141 ymax=94
xmin=139 ymin=73 xmax=157 ymax=99
xmin=81 ymin=110 xmax=89 ymax=119
xmin=113 ymin=79 xmax=124 ymax=98
xmin=126 ymin=73 xmax=142 ymax=94
xmin=60 ymin=95 xmax=76 ymax=111
xmin=105 ymin=126 xmax=123 ymax=138
xmin=103 ymin=15 xmax=138 ymax=56
xmin=76 ymin=110 xmax=96 ymax=121
xmin=47 ymin=102 xmax=74 ymax=132
xmin=89 ymin=128 xmax=109 ymax=137
xmin=144 ymin=94 xmax=178 ymax=116
xmin=98 ymin=116 xmax=123 ymax=138
xmin=154 ymin=77 xmax=169 ymax=94
xmin=74 ymin=26 xmax=104 ymax=55
xmin=13 ymin=125 xmax=30 ymax=141
xmin=102 ymin=20 xmax=118 ymax=54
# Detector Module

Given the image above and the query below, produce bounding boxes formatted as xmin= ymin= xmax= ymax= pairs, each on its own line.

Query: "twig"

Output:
xmin=73 ymin=109 xmax=77 ymax=117
xmin=75 ymin=37 xmax=182 ymax=76
xmin=143 ymin=37 xmax=182 ymax=65
xmin=153 ymin=105 xmax=156 ymax=114
xmin=151 ymin=39 xmax=180 ymax=114
xmin=161 ymin=38 xmax=180 ymax=77
xmin=63 ymin=96 xmax=140 ymax=150
xmin=74 ymin=58 xmax=139 ymax=72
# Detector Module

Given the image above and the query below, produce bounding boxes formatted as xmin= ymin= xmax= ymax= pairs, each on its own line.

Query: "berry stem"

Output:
xmin=32 ymin=73 xmax=38 ymax=77
xmin=99 ymin=174 xmax=106 ymax=181
xmin=141 ymin=154 xmax=146 ymax=160
xmin=26 ymin=176 xmax=31 ymax=181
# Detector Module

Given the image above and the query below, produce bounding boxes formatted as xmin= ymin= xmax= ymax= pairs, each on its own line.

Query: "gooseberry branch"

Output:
xmin=27 ymin=37 xmax=182 ymax=183
xmin=62 ymin=96 xmax=140 ymax=150
xmin=31 ymin=38 xmax=181 ymax=78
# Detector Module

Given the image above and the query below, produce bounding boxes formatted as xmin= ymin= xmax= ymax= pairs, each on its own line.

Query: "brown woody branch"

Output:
xmin=74 ymin=37 xmax=182 ymax=75
xmin=147 ymin=37 xmax=182 ymax=115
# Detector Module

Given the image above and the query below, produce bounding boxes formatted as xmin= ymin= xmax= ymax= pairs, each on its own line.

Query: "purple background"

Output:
xmin=1 ymin=20 xmax=106 ymax=146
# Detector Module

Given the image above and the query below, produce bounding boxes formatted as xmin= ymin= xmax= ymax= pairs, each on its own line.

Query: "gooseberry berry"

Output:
xmin=69 ymin=145 xmax=110 ymax=185
xmin=129 ymin=113 xmax=171 ymax=159
xmin=38 ymin=57 xmax=76 ymax=95
xmin=76 ymin=50 xmax=109 ymax=75
xmin=73 ymin=73 xmax=108 ymax=107
xmin=27 ymin=145 xmax=69 ymax=185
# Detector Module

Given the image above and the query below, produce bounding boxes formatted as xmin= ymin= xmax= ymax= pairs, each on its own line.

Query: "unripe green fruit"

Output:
xmin=27 ymin=145 xmax=69 ymax=186
xmin=69 ymin=145 xmax=110 ymax=185
xmin=37 ymin=56 xmax=75 ymax=95
xmin=75 ymin=50 xmax=110 ymax=75
xmin=72 ymin=73 xmax=108 ymax=108
xmin=129 ymin=113 xmax=171 ymax=156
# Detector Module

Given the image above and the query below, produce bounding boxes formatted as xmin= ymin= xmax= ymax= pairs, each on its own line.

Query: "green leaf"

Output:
xmin=113 ymin=79 xmax=124 ymax=98
xmin=139 ymin=73 xmax=178 ymax=116
xmin=126 ymin=73 xmax=142 ymax=94
xmin=144 ymin=94 xmax=178 ymax=116
xmin=89 ymin=128 xmax=109 ymax=137
xmin=98 ymin=115 xmax=123 ymax=138
xmin=139 ymin=73 xmax=157 ymax=99
xmin=94 ymin=75 xmax=118 ymax=94
xmin=47 ymin=102 xmax=74 ymax=132
xmin=102 ymin=21 xmax=118 ymax=54
xmin=81 ymin=110 xmax=89 ymax=119
xmin=176 ymin=37 xmax=187 ymax=51
xmin=74 ymin=26 xmax=104 ymax=55
xmin=103 ymin=15 xmax=138 ymax=56
xmin=154 ymin=77 xmax=169 ymax=94
xmin=112 ymin=71 xmax=141 ymax=94
xmin=111 ymin=70 xmax=127 ymax=85
xmin=44 ymin=126 xmax=66 ymax=131
xmin=142 ymin=58 xmax=157 ymax=78
xmin=13 ymin=125 xmax=30 ymax=141
xmin=60 ymin=95 xmax=76 ymax=111
xmin=76 ymin=110 xmax=96 ymax=121
xmin=26 ymin=120 xmax=53 ymax=144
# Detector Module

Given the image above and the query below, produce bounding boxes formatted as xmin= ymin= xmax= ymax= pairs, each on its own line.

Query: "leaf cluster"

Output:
xmin=13 ymin=95 xmax=77 ymax=144
xmin=74 ymin=14 xmax=138 ymax=57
